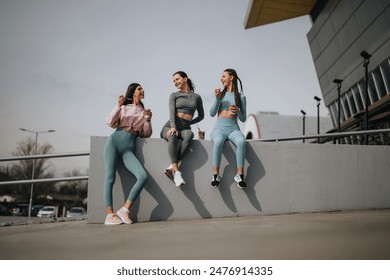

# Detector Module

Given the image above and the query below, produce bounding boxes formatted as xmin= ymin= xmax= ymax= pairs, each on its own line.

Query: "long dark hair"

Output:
xmin=220 ymin=68 xmax=243 ymax=108
xmin=173 ymin=71 xmax=195 ymax=93
xmin=123 ymin=83 xmax=144 ymax=107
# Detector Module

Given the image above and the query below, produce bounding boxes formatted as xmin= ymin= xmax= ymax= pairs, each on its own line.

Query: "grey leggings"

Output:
xmin=103 ymin=129 xmax=147 ymax=207
xmin=160 ymin=118 xmax=194 ymax=164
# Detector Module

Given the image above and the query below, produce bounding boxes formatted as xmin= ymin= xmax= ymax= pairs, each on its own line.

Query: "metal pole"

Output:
xmin=364 ymin=61 xmax=369 ymax=144
xmin=301 ymin=110 xmax=306 ymax=143
xmin=333 ymin=79 xmax=343 ymax=144
xmin=28 ymin=132 xmax=38 ymax=218
xmin=303 ymin=115 xmax=306 ymax=143
xmin=338 ymin=90 xmax=341 ymax=143
xmin=19 ymin=128 xmax=55 ymax=218
xmin=314 ymin=96 xmax=321 ymax=143
xmin=360 ymin=51 xmax=371 ymax=145
xmin=317 ymin=103 xmax=320 ymax=137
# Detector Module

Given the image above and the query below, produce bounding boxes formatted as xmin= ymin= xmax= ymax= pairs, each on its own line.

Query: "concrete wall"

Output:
xmin=87 ymin=137 xmax=390 ymax=223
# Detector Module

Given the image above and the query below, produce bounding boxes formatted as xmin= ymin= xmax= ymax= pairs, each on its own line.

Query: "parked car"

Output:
xmin=0 ymin=204 xmax=10 ymax=216
xmin=31 ymin=205 xmax=44 ymax=217
xmin=37 ymin=206 xmax=57 ymax=218
xmin=66 ymin=207 xmax=86 ymax=218
xmin=11 ymin=204 xmax=29 ymax=216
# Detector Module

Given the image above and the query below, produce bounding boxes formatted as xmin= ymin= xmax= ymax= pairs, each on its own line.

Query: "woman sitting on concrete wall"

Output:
xmin=160 ymin=71 xmax=204 ymax=187
xmin=209 ymin=68 xmax=247 ymax=189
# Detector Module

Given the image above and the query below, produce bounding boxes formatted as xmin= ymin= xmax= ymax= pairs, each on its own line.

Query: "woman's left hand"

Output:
xmin=167 ymin=127 xmax=178 ymax=137
xmin=229 ymin=105 xmax=238 ymax=115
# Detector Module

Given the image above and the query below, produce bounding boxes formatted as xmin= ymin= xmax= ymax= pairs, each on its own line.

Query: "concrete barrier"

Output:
xmin=87 ymin=137 xmax=390 ymax=223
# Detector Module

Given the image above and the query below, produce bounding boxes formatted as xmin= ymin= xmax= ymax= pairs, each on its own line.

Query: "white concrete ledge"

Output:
xmin=87 ymin=137 xmax=390 ymax=223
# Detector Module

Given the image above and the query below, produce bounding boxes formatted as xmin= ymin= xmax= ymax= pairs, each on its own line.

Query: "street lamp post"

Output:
xmin=301 ymin=110 xmax=306 ymax=143
xmin=19 ymin=128 xmax=55 ymax=218
xmin=314 ymin=96 xmax=321 ymax=143
xmin=333 ymin=79 xmax=343 ymax=144
xmin=360 ymin=50 xmax=371 ymax=145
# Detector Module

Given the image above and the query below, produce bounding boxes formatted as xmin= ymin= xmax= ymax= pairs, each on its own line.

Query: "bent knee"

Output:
xmin=137 ymin=170 xmax=148 ymax=183
xmin=181 ymin=130 xmax=194 ymax=140
xmin=236 ymin=138 xmax=246 ymax=147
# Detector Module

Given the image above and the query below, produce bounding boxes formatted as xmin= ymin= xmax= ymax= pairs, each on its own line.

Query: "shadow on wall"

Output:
xmin=117 ymin=140 xmax=175 ymax=222
xmin=179 ymin=141 xmax=212 ymax=218
xmin=89 ymin=136 xmax=390 ymax=223
xmin=116 ymin=139 xmax=264 ymax=222
xmin=219 ymin=143 xmax=264 ymax=213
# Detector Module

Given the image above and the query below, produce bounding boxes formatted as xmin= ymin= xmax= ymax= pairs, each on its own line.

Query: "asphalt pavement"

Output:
xmin=1 ymin=209 xmax=390 ymax=260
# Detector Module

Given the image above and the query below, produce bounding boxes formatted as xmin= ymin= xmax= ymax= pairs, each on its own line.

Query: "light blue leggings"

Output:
xmin=210 ymin=118 xmax=246 ymax=168
xmin=103 ymin=129 xmax=147 ymax=207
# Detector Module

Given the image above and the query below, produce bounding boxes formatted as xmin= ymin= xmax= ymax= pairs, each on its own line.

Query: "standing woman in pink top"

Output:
xmin=103 ymin=83 xmax=153 ymax=225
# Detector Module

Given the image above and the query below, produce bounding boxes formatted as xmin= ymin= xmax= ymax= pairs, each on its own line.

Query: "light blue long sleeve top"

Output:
xmin=209 ymin=92 xmax=247 ymax=122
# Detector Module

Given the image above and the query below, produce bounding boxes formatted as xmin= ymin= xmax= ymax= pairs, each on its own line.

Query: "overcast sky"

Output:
xmin=0 ymin=0 xmax=329 ymax=174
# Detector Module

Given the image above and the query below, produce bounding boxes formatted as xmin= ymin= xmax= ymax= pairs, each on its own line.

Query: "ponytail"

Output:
xmin=221 ymin=68 xmax=243 ymax=107
xmin=173 ymin=71 xmax=195 ymax=92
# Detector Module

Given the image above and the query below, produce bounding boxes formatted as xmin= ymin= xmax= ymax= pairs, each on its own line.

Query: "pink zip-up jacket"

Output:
xmin=105 ymin=104 xmax=152 ymax=137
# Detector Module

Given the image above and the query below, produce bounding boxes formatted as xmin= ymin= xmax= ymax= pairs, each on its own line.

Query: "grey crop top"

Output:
xmin=169 ymin=91 xmax=204 ymax=128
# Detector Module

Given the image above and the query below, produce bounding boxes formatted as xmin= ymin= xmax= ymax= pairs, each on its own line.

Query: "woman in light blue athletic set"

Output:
xmin=161 ymin=71 xmax=204 ymax=187
xmin=103 ymin=83 xmax=153 ymax=225
xmin=210 ymin=68 xmax=247 ymax=189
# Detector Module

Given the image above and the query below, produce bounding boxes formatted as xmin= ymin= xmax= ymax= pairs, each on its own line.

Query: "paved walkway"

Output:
xmin=1 ymin=209 xmax=390 ymax=260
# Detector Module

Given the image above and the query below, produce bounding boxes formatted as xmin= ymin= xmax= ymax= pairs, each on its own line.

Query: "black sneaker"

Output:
xmin=211 ymin=174 xmax=221 ymax=188
xmin=234 ymin=173 xmax=246 ymax=189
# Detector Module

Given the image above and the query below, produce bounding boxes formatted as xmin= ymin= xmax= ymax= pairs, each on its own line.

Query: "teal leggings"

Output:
xmin=210 ymin=118 xmax=246 ymax=168
xmin=103 ymin=129 xmax=147 ymax=207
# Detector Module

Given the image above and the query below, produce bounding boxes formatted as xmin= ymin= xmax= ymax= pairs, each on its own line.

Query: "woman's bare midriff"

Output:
xmin=176 ymin=112 xmax=193 ymax=121
xmin=218 ymin=110 xmax=237 ymax=118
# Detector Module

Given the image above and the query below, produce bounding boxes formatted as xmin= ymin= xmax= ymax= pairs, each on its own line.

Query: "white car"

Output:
xmin=37 ymin=206 xmax=57 ymax=218
xmin=66 ymin=207 xmax=86 ymax=218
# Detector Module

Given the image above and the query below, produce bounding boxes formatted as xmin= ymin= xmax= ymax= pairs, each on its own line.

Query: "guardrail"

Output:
xmin=1 ymin=128 xmax=389 ymax=186
xmin=0 ymin=151 xmax=90 ymax=162
xmin=248 ymin=128 xmax=390 ymax=143
xmin=0 ymin=151 xmax=89 ymax=186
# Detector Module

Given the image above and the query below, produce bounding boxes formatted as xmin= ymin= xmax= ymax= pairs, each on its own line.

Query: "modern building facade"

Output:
xmin=245 ymin=0 xmax=390 ymax=144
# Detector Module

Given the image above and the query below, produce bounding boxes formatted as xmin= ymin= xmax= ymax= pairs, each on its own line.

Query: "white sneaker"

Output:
xmin=173 ymin=171 xmax=185 ymax=187
xmin=211 ymin=174 xmax=221 ymax=188
xmin=116 ymin=207 xmax=133 ymax=224
xmin=104 ymin=213 xmax=123 ymax=225
xmin=234 ymin=173 xmax=246 ymax=189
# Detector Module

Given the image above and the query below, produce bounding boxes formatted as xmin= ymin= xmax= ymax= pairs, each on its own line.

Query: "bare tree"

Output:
xmin=10 ymin=137 xmax=56 ymax=202
xmin=0 ymin=165 xmax=13 ymax=197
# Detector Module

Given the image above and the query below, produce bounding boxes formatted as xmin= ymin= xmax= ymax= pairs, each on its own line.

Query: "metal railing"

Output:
xmin=248 ymin=128 xmax=390 ymax=143
xmin=0 ymin=151 xmax=89 ymax=186
xmin=2 ymin=128 xmax=389 ymax=186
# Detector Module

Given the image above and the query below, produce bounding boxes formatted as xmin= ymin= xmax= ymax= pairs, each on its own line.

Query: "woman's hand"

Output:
xmin=214 ymin=88 xmax=222 ymax=98
xmin=144 ymin=109 xmax=152 ymax=121
xmin=118 ymin=95 xmax=126 ymax=107
xmin=229 ymin=105 xmax=238 ymax=115
xmin=167 ymin=127 xmax=178 ymax=137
